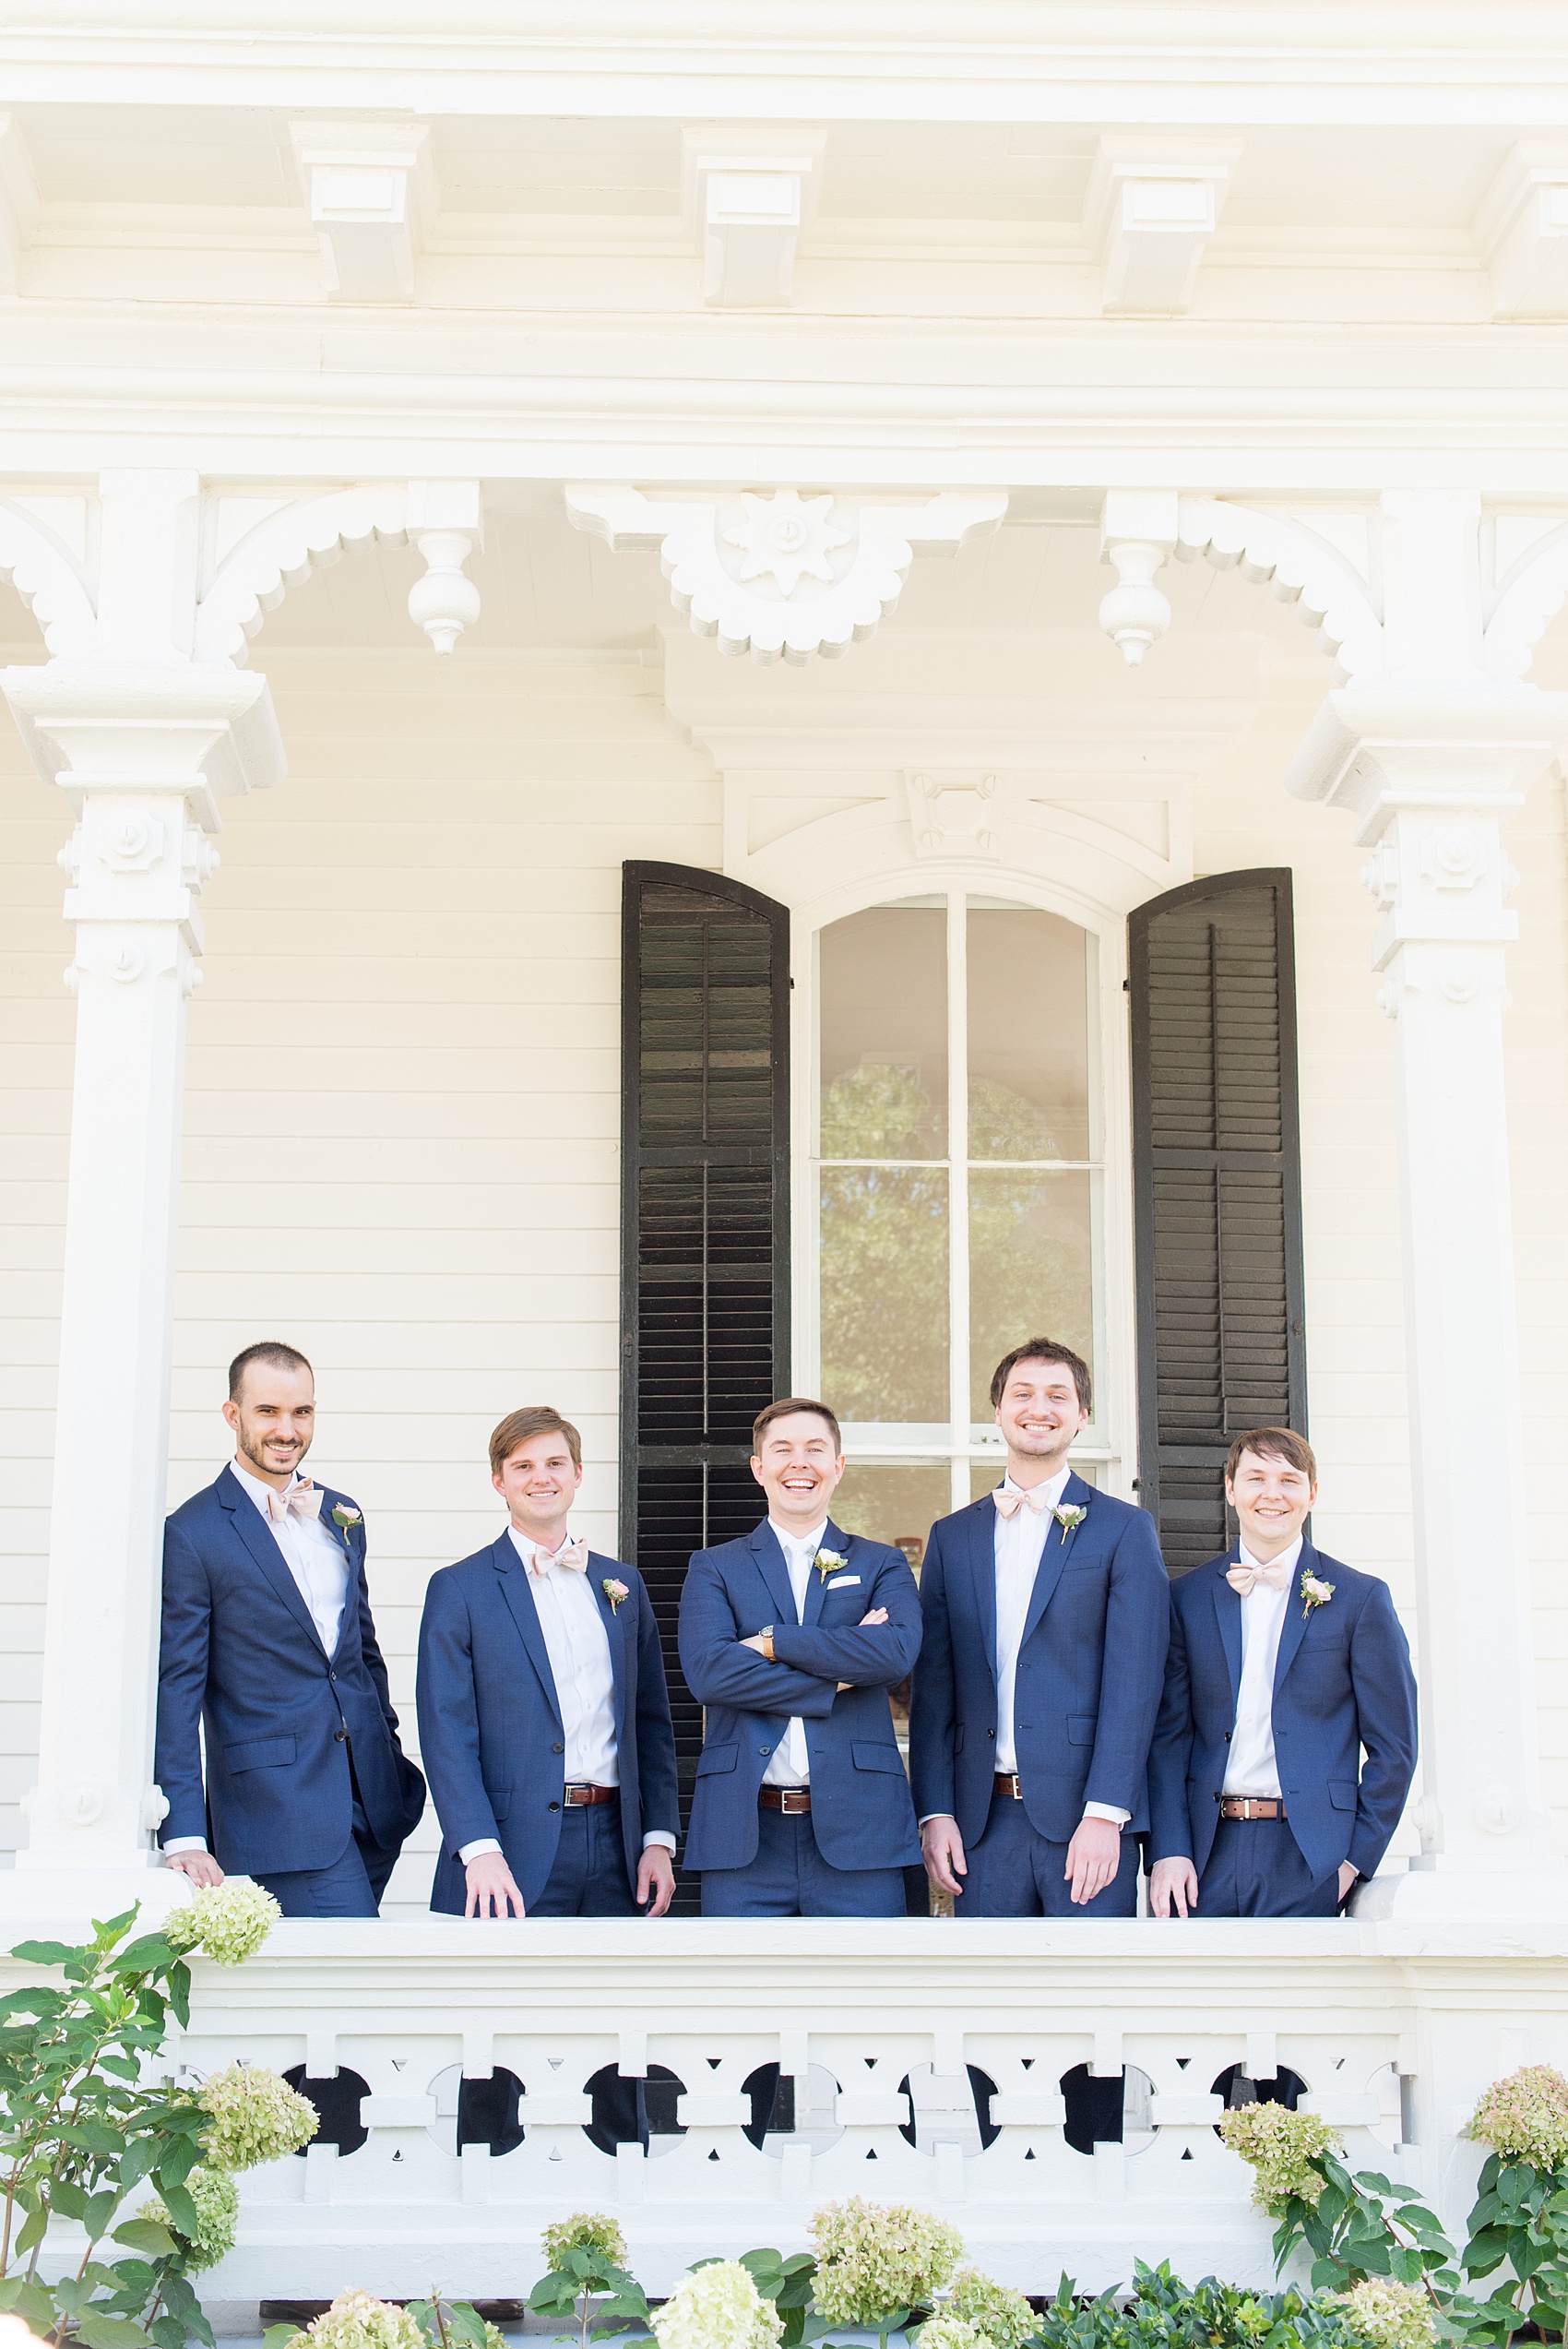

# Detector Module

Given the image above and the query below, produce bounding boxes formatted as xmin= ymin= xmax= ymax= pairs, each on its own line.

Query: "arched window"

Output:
xmin=813 ymin=890 xmax=1106 ymax=1553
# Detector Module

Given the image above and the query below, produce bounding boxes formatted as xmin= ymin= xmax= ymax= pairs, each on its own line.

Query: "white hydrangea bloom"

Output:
xmin=140 ymin=2164 xmax=239 ymax=2272
xmin=810 ymin=2200 xmax=966 ymax=2327
xmin=164 ymin=1881 xmax=281 ymax=1966
xmin=1332 ymin=2278 xmax=1437 ymax=2349
xmin=651 ymin=2263 xmax=783 ymax=2349
xmin=919 ymin=2319 xmax=985 ymax=2349
xmin=199 ymin=2061 xmax=317 ymax=2170
xmin=298 ymin=2293 xmax=426 ymax=2349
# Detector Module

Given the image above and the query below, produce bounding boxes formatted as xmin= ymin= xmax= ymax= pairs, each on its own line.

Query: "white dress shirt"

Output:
xmin=922 ymin=1467 xmax=1125 ymax=1828
xmin=164 ymin=1458 xmax=352 ymax=1857
xmin=1221 ymin=1532 xmax=1303 ymax=1798
xmin=761 ymin=1518 xmax=827 ymax=1788
xmin=459 ymin=1525 xmax=675 ymax=1866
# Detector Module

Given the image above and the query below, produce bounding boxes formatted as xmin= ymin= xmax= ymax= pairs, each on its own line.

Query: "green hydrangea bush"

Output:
xmin=0 ymin=1895 xmax=299 ymax=2349
xmin=809 ymin=2198 xmax=966 ymax=2337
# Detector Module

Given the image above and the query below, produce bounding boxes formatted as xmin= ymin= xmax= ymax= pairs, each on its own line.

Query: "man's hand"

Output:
xmin=1338 ymin=1860 xmax=1359 ymax=1905
xmin=636 ymin=1846 xmax=676 ymax=1916
xmin=921 ymin=1813 xmax=968 ymax=1899
xmin=1064 ymin=1814 xmax=1123 ymax=1907
xmin=164 ymin=1849 xmax=224 ymax=1888
xmin=464 ymin=1851 xmax=525 ymax=1918
xmin=1149 ymin=1855 xmax=1199 ymax=1917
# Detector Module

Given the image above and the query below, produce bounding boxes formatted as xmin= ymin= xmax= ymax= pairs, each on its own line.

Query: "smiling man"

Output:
xmin=155 ymin=1341 xmax=426 ymax=1916
xmin=909 ymin=1337 xmax=1169 ymax=1916
xmin=678 ymin=1397 xmax=922 ymax=1916
xmin=1147 ymin=1427 xmax=1418 ymax=1918
xmin=416 ymin=1406 xmax=678 ymax=1919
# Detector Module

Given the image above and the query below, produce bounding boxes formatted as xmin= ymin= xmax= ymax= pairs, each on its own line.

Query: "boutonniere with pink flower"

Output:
xmin=602 ymin=1577 xmax=629 ymax=1614
xmin=330 ymin=1502 xmax=362 ymax=1541
xmin=1053 ymin=1501 xmax=1088 ymax=1550
xmin=1300 ymin=1568 xmax=1335 ymax=1619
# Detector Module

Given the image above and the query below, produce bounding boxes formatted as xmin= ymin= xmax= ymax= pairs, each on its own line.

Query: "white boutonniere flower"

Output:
xmin=1300 ymin=1568 xmax=1335 ymax=1618
xmin=1053 ymin=1504 xmax=1088 ymax=1535
xmin=602 ymin=1576 xmax=629 ymax=1614
xmin=330 ymin=1503 xmax=362 ymax=1539
xmin=814 ymin=1546 xmax=849 ymax=1580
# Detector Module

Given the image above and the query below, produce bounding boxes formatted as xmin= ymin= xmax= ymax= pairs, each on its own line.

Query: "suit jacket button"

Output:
xmin=759 ymin=1746 xmax=771 ymax=1756
xmin=329 ymin=1671 xmax=337 ymax=1682
xmin=552 ymin=1742 xmax=564 ymax=1756
xmin=548 ymin=1801 xmax=561 ymax=1813
xmin=335 ymin=1730 xmax=347 ymax=1742
xmin=987 ymin=1729 xmax=995 ymax=1740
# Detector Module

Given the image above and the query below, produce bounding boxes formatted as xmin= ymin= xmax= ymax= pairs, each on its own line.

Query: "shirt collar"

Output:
xmin=1000 ymin=1464 xmax=1073 ymax=1513
xmin=1237 ymin=1532 xmax=1304 ymax=1582
xmin=768 ymin=1517 xmax=829 ymax=1561
xmin=232 ymin=1456 xmax=306 ymax=1512
xmin=508 ymin=1522 xmax=576 ymax=1573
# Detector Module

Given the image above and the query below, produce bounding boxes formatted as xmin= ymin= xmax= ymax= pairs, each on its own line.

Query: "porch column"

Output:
xmin=1 ymin=471 xmax=283 ymax=1895
xmin=1287 ymin=495 xmax=1568 ymax=1914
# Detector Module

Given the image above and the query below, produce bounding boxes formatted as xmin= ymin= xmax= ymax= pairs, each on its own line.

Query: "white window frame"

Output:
xmin=792 ymin=867 xmax=1138 ymax=1514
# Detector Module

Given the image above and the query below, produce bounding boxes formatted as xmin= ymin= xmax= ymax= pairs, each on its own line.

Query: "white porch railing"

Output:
xmin=20 ymin=1915 xmax=1558 ymax=2302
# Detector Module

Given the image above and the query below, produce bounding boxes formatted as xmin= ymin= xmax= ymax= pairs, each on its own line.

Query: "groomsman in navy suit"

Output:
xmin=156 ymin=1342 xmax=426 ymax=1915
xmin=417 ymin=1406 xmax=679 ymax=1918
xmin=1148 ymin=1428 xmax=1418 ymax=1918
xmin=910 ymin=1338 xmax=1169 ymax=1916
xmin=680 ymin=1399 xmax=922 ymax=1916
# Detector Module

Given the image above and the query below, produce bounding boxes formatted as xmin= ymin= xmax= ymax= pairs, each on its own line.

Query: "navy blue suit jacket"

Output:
xmin=909 ymin=1473 xmax=1170 ymax=1845
xmin=156 ymin=1466 xmax=425 ymax=1877
xmin=679 ymin=1520 xmax=922 ymax=1874
xmin=1148 ymin=1541 xmax=1419 ymax=1882
xmin=416 ymin=1535 xmax=679 ymax=1914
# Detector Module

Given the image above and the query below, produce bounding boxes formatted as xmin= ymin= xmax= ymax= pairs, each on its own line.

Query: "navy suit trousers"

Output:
xmin=530 ymin=1798 xmax=639 ymax=1916
xmin=1197 ymin=1817 xmax=1341 ymax=1917
xmin=700 ymin=1806 xmax=906 ymax=1917
xmin=958 ymin=1786 xmax=1139 ymax=1917
xmin=253 ymin=1798 xmax=401 ymax=1918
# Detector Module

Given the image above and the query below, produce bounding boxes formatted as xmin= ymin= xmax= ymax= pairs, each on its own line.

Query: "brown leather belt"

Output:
xmin=1219 ymin=1795 xmax=1287 ymax=1821
xmin=759 ymin=1786 xmax=813 ymax=1814
xmin=563 ymin=1784 xmax=618 ymax=1807
xmin=994 ymin=1771 xmax=1025 ymax=1799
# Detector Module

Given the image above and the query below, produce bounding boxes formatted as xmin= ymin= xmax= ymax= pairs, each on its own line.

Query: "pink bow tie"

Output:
xmin=1226 ymin=1559 xmax=1291 ymax=1597
xmin=265 ymin=1480 xmax=322 ymax=1526
xmin=529 ymin=1537 xmax=588 ymax=1576
xmin=992 ymin=1485 xmax=1051 ymax=1520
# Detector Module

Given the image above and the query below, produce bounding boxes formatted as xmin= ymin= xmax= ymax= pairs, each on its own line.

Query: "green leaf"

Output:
xmin=15 ymin=2199 xmax=49 ymax=2253
xmin=113 ymin=1937 xmax=174 ymax=1978
xmin=166 ymin=1961 xmax=190 ymax=2032
xmin=74 ymin=2315 xmax=155 ymax=2349
xmin=152 ymin=2318 xmax=188 ymax=2349
xmin=263 ymin=2328 xmax=307 ymax=2349
xmin=112 ymin=2218 xmax=180 ymax=2258
xmin=156 ymin=2179 xmax=198 ymax=2238
xmin=446 ymin=2305 xmax=489 ymax=2349
xmin=82 ymin=2188 xmax=122 ymax=2242
xmin=8 ymin=1938 xmax=80 ymax=1968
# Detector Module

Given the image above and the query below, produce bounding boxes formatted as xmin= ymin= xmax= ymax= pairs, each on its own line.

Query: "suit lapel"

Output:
xmin=749 ymin=1521 xmax=800 ymax=1628
xmin=1017 ymin=1469 xmax=1091 ymax=1655
xmin=803 ymin=1519 xmax=850 ymax=1627
xmin=493 ymin=1536 xmax=565 ymax=1729
xmin=217 ymin=1465 xmax=327 ymax=1656
xmin=968 ymin=1500 xmax=1000 ymax=1678
xmin=314 ymin=1483 xmax=356 ymax=1660
xmin=1271 ymin=1540 xmax=1313 ymax=1696
xmin=588 ymin=1556 xmax=627 ymax=1735
xmin=1211 ymin=1551 xmax=1243 ymax=1709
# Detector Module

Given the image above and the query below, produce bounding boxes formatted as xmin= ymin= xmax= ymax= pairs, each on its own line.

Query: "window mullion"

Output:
xmin=946 ymin=890 xmax=969 ymax=1514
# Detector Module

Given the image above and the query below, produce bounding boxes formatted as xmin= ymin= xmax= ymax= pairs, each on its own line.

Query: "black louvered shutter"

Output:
xmin=1129 ymin=869 xmax=1306 ymax=1576
xmin=621 ymin=863 xmax=790 ymax=1901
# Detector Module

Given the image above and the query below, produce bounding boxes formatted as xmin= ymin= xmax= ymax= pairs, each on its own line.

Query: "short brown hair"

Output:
xmin=989 ymin=1337 xmax=1092 ymax=1415
xmin=1225 ymin=1426 xmax=1316 ymax=1486
xmin=229 ymin=1341 xmax=313 ymax=1401
xmin=752 ymin=1397 xmax=842 ymax=1455
xmin=489 ymin=1406 xmax=583 ymax=1477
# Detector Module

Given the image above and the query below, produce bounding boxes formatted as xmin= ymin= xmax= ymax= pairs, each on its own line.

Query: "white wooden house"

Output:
xmin=3 ymin=0 xmax=1568 ymax=2301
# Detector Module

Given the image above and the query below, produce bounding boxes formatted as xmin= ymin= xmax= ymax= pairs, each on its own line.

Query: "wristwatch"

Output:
xmin=759 ymin=1625 xmax=776 ymax=1660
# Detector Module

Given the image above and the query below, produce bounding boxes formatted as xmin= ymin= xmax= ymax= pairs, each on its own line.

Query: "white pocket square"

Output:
xmin=826 ymin=1573 xmax=861 ymax=1590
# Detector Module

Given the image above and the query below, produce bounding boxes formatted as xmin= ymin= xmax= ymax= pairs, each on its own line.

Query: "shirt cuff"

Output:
xmin=458 ymin=1838 xmax=503 ymax=1865
xmin=642 ymin=1831 xmax=677 ymax=1854
xmin=162 ymin=1836 xmax=208 ymax=1855
xmin=1084 ymin=1803 xmax=1131 ymax=1827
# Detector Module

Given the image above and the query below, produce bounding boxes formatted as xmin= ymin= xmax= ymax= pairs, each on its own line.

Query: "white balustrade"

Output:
xmin=7 ymin=1917 xmax=1560 ymax=2301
